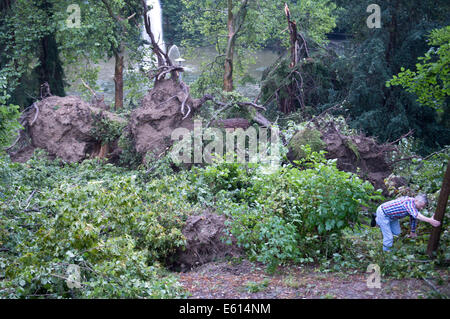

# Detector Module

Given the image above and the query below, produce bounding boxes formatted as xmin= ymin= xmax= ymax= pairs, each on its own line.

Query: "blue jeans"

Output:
xmin=375 ymin=206 xmax=401 ymax=251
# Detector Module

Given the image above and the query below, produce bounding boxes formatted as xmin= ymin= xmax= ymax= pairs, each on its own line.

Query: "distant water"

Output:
xmin=64 ymin=47 xmax=280 ymax=104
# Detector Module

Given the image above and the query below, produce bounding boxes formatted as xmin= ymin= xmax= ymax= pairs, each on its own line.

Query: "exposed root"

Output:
xmin=30 ymin=103 xmax=39 ymax=126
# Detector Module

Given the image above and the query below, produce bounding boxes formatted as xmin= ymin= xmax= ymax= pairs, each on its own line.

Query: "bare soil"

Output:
xmin=320 ymin=123 xmax=396 ymax=194
xmin=177 ymin=260 xmax=449 ymax=299
xmin=169 ymin=213 xmax=243 ymax=271
xmin=128 ymin=78 xmax=204 ymax=156
xmin=8 ymin=95 xmax=125 ymax=163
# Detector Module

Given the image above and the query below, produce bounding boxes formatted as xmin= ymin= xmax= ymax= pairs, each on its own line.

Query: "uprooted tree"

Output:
xmin=128 ymin=0 xmax=273 ymax=157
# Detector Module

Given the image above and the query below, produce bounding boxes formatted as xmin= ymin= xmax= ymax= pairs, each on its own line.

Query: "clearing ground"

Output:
xmin=177 ymin=260 xmax=449 ymax=299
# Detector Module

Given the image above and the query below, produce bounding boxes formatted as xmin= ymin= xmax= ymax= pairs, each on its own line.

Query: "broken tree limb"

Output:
xmin=285 ymin=3 xmax=299 ymax=68
xmin=155 ymin=65 xmax=185 ymax=81
xmin=4 ymin=133 xmax=21 ymax=151
xmin=40 ymin=82 xmax=52 ymax=99
xmin=180 ymin=81 xmax=191 ymax=119
xmin=142 ymin=0 xmax=169 ymax=68
xmin=206 ymin=101 xmax=233 ymax=128
xmin=237 ymin=101 xmax=267 ymax=112
xmin=210 ymin=118 xmax=251 ymax=129
xmin=81 ymin=79 xmax=97 ymax=98
xmin=206 ymin=96 xmax=272 ymax=128
xmin=251 ymin=111 xmax=272 ymax=127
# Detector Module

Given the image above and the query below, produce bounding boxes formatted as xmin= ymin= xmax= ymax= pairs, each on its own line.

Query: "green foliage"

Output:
xmin=186 ymin=146 xmax=380 ymax=271
xmin=390 ymin=141 xmax=449 ymax=209
xmin=329 ymin=224 xmax=449 ymax=281
xmin=182 ymin=0 xmax=337 ymax=95
xmin=0 ymin=0 xmax=62 ymax=107
xmin=123 ymin=69 xmax=153 ymax=110
xmin=0 ymin=150 xmax=192 ymax=298
xmin=56 ymin=0 xmax=145 ymax=108
xmin=323 ymin=144 xmax=450 ymax=279
xmin=90 ymin=112 xmax=125 ymax=145
xmin=387 ymin=26 xmax=450 ymax=112
xmin=117 ymin=130 xmax=143 ymax=169
xmin=243 ymin=278 xmax=270 ymax=293
xmin=261 ymin=52 xmax=351 ymax=117
xmin=161 ymin=0 xmax=185 ymax=45
xmin=329 ymin=0 xmax=450 ymax=154
xmin=0 ymin=77 xmax=21 ymax=148
xmin=288 ymin=127 xmax=326 ymax=160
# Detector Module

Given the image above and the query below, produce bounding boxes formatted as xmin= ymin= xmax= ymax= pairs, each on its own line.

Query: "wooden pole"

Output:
xmin=426 ymin=160 xmax=450 ymax=257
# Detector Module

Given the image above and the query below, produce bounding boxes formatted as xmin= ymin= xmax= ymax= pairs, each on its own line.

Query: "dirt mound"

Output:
xmin=287 ymin=121 xmax=396 ymax=193
xmin=8 ymin=95 xmax=125 ymax=163
xmin=129 ymin=79 xmax=204 ymax=156
xmin=320 ymin=124 xmax=395 ymax=193
xmin=169 ymin=213 xmax=242 ymax=271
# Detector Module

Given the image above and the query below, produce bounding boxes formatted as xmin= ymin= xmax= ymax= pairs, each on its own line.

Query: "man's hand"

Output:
xmin=416 ymin=212 xmax=441 ymax=227
xmin=409 ymin=232 xmax=417 ymax=238
xmin=429 ymin=218 xmax=441 ymax=227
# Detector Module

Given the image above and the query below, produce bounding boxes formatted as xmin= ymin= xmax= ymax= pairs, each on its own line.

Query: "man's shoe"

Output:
xmin=370 ymin=213 xmax=377 ymax=227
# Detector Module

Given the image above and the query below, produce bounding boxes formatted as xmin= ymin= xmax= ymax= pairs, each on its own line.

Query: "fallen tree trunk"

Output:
xmin=211 ymin=118 xmax=250 ymax=129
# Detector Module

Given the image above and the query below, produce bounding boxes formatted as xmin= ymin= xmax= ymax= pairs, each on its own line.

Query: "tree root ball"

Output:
xmin=168 ymin=213 xmax=242 ymax=272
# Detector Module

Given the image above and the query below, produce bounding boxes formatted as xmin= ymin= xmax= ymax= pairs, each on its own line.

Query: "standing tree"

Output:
xmin=55 ymin=0 xmax=143 ymax=110
xmin=387 ymin=26 xmax=450 ymax=257
xmin=35 ymin=0 xmax=66 ymax=98
xmin=332 ymin=0 xmax=449 ymax=153
xmin=181 ymin=0 xmax=337 ymax=111
xmin=181 ymin=0 xmax=276 ymax=93
xmin=99 ymin=0 xmax=142 ymax=110
xmin=0 ymin=0 xmax=66 ymax=107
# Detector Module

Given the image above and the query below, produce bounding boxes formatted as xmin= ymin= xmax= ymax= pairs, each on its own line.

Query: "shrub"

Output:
xmin=0 ymin=153 xmax=190 ymax=298
xmin=288 ymin=127 xmax=326 ymax=160
xmin=196 ymin=147 xmax=383 ymax=269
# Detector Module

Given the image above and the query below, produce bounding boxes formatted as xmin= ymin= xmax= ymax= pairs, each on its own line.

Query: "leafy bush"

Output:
xmin=117 ymin=129 xmax=144 ymax=169
xmin=0 ymin=151 xmax=190 ymax=298
xmin=187 ymin=146 xmax=381 ymax=271
xmin=0 ymin=79 xmax=21 ymax=148
xmin=90 ymin=112 xmax=126 ymax=145
xmin=288 ymin=127 xmax=326 ymax=160
xmin=329 ymin=223 xmax=449 ymax=283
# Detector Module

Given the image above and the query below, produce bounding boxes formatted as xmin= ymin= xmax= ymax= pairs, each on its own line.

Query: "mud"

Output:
xmin=169 ymin=212 xmax=243 ymax=271
xmin=8 ymin=95 xmax=125 ymax=163
xmin=128 ymin=79 xmax=204 ymax=157
xmin=321 ymin=123 xmax=395 ymax=193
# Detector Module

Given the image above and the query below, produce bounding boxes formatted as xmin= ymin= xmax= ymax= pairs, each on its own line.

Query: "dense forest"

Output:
xmin=0 ymin=0 xmax=449 ymax=299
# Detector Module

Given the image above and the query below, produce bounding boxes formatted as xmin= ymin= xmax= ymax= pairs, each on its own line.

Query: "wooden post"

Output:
xmin=427 ymin=160 xmax=450 ymax=257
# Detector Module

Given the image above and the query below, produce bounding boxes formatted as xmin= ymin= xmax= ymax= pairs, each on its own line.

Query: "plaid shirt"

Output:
xmin=380 ymin=197 xmax=419 ymax=233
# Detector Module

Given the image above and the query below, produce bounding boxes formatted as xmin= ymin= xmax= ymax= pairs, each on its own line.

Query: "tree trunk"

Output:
xmin=114 ymin=50 xmax=124 ymax=110
xmin=427 ymin=160 xmax=450 ymax=257
xmin=211 ymin=118 xmax=250 ymax=129
xmin=38 ymin=34 xmax=65 ymax=97
xmin=281 ymin=3 xmax=299 ymax=114
xmin=223 ymin=0 xmax=234 ymax=92
xmin=36 ymin=0 xmax=65 ymax=98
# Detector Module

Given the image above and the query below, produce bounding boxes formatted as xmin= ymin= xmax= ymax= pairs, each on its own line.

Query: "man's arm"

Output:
xmin=409 ymin=213 xmax=440 ymax=238
xmin=416 ymin=212 xmax=441 ymax=227
xmin=410 ymin=215 xmax=417 ymax=233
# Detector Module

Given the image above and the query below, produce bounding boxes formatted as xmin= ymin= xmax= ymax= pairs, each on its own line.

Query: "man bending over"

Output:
xmin=375 ymin=194 xmax=440 ymax=252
